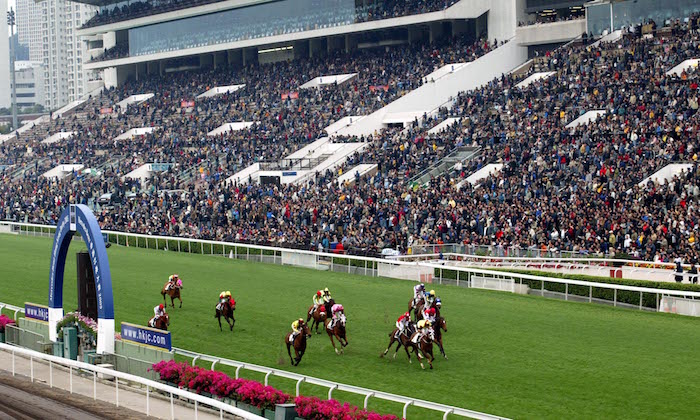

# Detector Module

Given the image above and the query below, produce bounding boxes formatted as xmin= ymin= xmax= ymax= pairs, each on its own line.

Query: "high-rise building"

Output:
xmin=15 ymin=0 xmax=96 ymax=110
xmin=0 ymin=0 xmax=11 ymax=109
xmin=12 ymin=61 xmax=46 ymax=110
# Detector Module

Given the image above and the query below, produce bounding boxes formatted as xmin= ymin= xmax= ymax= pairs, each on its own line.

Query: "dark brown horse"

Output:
xmin=285 ymin=321 xmax=311 ymax=366
xmin=149 ymin=313 xmax=170 ymax=331
xmin=307 ymin=306 xmax=327 ymax=334
xmin=408 ymin=297 xmax=423 ymax=321
xmin=380 ymin=323 xmax=415 ymax=362
xmin=434 ymin=317 xmax=447 ymax=359
xmin=325 ymin=313 xmax=348 ymax=355
xmin=324 ymin=298 xmax=335 ymax=316
xmin=215 ymin=301 xmax=236 ymax=331
xmin=415 ymin=302 xmax=440 ymax=321
xmin=161 ymin=282 xmax=182 ymax=308
xmin=407 ymin=329 xmax=435 ymax=369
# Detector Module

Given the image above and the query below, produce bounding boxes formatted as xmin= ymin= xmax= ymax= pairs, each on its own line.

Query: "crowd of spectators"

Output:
xmin=4 ymin=14 xmax=700 ymax=266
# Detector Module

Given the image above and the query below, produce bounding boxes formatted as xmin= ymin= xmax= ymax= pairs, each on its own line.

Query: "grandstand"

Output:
xmin=2 ymin=0 xmax=700 ymax=265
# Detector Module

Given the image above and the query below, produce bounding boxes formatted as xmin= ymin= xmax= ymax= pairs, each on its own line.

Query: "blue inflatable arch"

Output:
xmin=48 ymin=204 xmax=115 ymax=354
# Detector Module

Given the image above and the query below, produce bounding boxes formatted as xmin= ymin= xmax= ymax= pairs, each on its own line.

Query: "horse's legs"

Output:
xmin=438 ymin=338 xmax=447 ymax=359
xmin=178 ymin=294 xmax=182 ymax=308
xmin=217 ymin=314 xmax=223 ymax=331
xmin=170 ymin=295 xmax=175 ymax=308
xmin=382 ymin=333 xmax=397 ymax=357
xmin=294 ymin=347 xmax=302 ymax=365
xmin=328 ymin=333 xmax=339 ymax=354
xmin=226 ymin=316 xmax=233 ymax=331
xmin=286 ymin=342 xmax=294 ymax=366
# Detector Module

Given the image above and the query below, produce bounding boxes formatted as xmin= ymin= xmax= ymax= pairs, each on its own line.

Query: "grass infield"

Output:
xmin=0 ymin=234 xmax=698 ymax=419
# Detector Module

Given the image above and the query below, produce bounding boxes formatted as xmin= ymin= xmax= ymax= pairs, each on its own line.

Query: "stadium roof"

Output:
xmin=70 ymin=0 xmax=127 ymax=6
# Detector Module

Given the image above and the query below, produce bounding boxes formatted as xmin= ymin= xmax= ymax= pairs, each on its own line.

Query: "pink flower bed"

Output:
xmin=0 ymin=314 xmax=16 ymax=332
xmin=151 ymin=361 xmax=400 ymax=419
xmin=295 ymin=396 xmax=401 ymax=420
xmin=150 ymin=361 xmax=289 ymax=410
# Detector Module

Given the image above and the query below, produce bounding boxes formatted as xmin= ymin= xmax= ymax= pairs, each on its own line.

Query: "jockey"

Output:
xmin=413 ymin=283 xmax=425 ymax=306
xmin=217 ymin=291 xmax=235 ymax=311
xmin=396 ymin=312 xmax=411 ymax=336
xmin=310 ymin=291 xmax=325 ymax=315
xmin=151 ymin=303 xmax=165 ymax=327
xmin=329 ymin=303 xmax=344 ymax=329
xmin=322 ymin=288 xmax=332 ymax=303
xmin=425 ymin=289 xmax=437 ymax=308
xmin=422 ymin=307 xmax=437 ymax=323
xmin=290 ymin=318 xmax=304 ymax=342
xmin=166 ymin=274 xmax=179 ymax=291
xmin=412 ymin=319 xmax=432 ymax=343
xmin=435 ymin=297 xmax=442 ymax=310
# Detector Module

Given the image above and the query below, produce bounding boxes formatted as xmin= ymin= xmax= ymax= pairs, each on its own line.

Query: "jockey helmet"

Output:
xmin=159 ymin=304 xmax=164 ymax=310
xmin=429 ymin=290 xmax=436 ymax=297
xmin=404 ymin=312 xmax=410 ymax=318
xmin=324 ymin=287 xmax=330 ymax=293
xmin=419 ymin=283 xmax=425 ymax=289
xmin=436 ymin=298 xmax=442 ymax=307
xmin=425 ymin=320 xmax=432 ymax=327
xmin=317 ymin=291 xmax=322 ymax=296
xmin=298 ymin=318 xmax=304 ymax=323
xmin=428 ymin=308 xmax=436 ymax=315
xmin=173 ymin=274 xmax=179 ymax=279
xmin=226 ymin=290 xmax=231 ymax=296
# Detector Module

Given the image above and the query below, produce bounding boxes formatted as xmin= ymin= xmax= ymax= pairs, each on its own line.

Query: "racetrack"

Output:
xmin=1 ymin=234 xmax=699 ymax=419
xmin=0 ymin=382 xmax=99 ymax=420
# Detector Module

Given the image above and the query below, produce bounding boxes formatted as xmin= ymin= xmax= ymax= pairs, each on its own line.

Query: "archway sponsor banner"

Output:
xmin=120 ymin=322 xmax=172 ymax=351
xmin=48 ymin=204 xmax=115 ymax=354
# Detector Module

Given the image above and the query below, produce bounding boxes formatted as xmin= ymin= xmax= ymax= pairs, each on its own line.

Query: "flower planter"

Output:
xmin=0 ymin=332 xmax=5 ymax=343
xmin=263 ymin=409 xmax=276 ymax=420
xmin=238 ymin=402 xmax=263 ymax=416
xmin=274 ymin=403 xmax=298 ymax=420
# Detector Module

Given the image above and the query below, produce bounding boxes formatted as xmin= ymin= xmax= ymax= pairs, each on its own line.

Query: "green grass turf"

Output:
xmin=0 ymin=234 xmax=698 ymax=419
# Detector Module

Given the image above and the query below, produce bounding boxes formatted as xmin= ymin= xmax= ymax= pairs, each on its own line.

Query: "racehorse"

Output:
xmin=215 ymin=301 xmax=236 ymax=331
xmin=285 ymin=321 xmax=311 ymax=366
xmin=324 ymin=298 xmax=335 ymax=317
xmin=415 ymin=302 xmax=440 ymax=321
xmin=150 ymin=313 xmax=170 ymax=331
xmin=433 ymin=317 xmax=448 ymax=359
xmin=325 ymin=314 xmax=348 ymax=354
xmin=408 ymin=297 xmax=423 ymax=321
xmin=407 ymin=329 xmax=435 ymax=369
xmin=307 ymin=306 xmax=327 ymax=334
xmin=380 ymin=323 xmax=416 ymax=362
xmin=161 ymin=281 xmax=183 ymax=308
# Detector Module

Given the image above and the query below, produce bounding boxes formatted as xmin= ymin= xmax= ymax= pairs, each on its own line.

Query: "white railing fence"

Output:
xmin=3 ymin=221 xmax=699 ymax=313
xmin=0 ymin=342 xmax=265 ymax=420
xmin=172 ymin=347 xmax=507 ymax=420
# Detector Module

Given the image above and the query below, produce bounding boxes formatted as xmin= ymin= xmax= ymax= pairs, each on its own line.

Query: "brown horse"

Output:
xmin=285 ymin=321 xmax=311 ymax=366
xmin=408 ymin=297 xmax=423 ymax=321
xmin=407 ymin=329 xmax=435 ymax=369
xmin=434 ymin=317 xmax=448 ymax=359
xmin=307 ymin=306 xmax=327 ymax=334
xmin=149 ymin=313 xmax=170 ymax=331
xmin=161 ymin=282 xmax=182 ymax=308
xmin=415 ymin=302 xmax=440 ymax=321
xmin=215 ymin=301 xmax=236 ymax=331
xmin=380 ymin=323 xmax=416 ymax=362
xmin=325 ymin=313 xmax=348 ymax=354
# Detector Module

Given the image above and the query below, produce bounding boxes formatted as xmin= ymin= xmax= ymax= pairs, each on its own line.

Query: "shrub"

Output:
xmin=295 ymin=396 xmax=400 ymax=420
xmin=0 ymin=315 xmax=16 ymax=332
xmin=150 ymin=361 xmax=290 ymax=409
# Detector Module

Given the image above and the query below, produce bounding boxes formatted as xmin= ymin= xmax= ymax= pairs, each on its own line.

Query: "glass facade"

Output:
xmin=129 ymin=0 xmax=356 ymax=56
xmin=587 ymin=0 xmax=700 ymax=36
